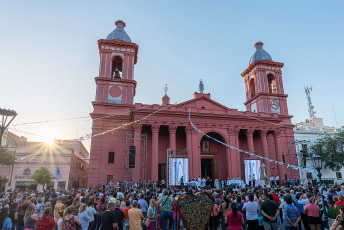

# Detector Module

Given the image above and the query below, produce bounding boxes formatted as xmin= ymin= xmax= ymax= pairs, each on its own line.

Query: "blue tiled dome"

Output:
xmin=249 ymin=42 xmax=272 ymax=64
xmin=106 ymin=20 xmax=132 ymax=42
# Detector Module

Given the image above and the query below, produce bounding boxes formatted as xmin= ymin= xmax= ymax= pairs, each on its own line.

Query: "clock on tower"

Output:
xmin=241 ymin=42 xmax=289 ymax=116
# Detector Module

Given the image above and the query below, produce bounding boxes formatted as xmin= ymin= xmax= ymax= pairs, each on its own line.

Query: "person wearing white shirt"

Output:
xmin=275 ymin=176 xmax=279 ymax=186
xmin=252 ymin=174 xmax=256 ymax=187
xmin=243 ymin=194 xmax=259 ymax=230
xmin=226 ymin=178 xmax=231 ymax=188
xmin=201 ymin=178 xmax=206 ymax=187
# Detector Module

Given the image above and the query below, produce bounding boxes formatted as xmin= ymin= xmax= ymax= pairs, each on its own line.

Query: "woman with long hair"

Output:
xmin=0 ymin=207 xmax=12 ymax=230
xmin=24 ymin=204 xmax=38 ymax=230
xmin=78 ymin=204 xmax=91 ymax=230
xmin=225 ymin=203 xmax=244 ymax=230
xmin=9 ymin=203 xmax=18 ymax=230
xmin=304 ymin=197 xmax=321 ymax=230
xmin=219 ymin=196 xmax=232 ymax=230
xmin=16 ymin=203 xmax=28 ymax=230
xmin=147 ymin=199 xmax=156 ymax=230
xmin=63 ymin=205 xmax=82 ymax=230
xmin=36 ymin=207 xmax=55 ymax=230
xmin=72 ymin=198 xmax=80 ymax=216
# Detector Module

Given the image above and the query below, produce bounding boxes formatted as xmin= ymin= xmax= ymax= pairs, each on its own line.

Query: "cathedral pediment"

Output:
xmin=177 ymin=95 xmax=229 ymax=111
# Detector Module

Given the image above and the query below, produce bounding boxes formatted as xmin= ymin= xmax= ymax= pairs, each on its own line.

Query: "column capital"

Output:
xmin=168 ymin=125 xmax=177 ymax=134
xmin=245 ymin=129 xmax=254 ymax=136
xmin=258 ymin=130 xmax=268 ymax=137
xmin=133 ymin=124 xmax=142 ymax=132
xmin=228 ymin=128 xmax=240 ymax=136
xmin=151 ymin=125 xmax=160 ymax=133
xmin=185 ymin=126 xmax=193 ymax=134
xmin=273 ymin=129 xmax=281 ymax=137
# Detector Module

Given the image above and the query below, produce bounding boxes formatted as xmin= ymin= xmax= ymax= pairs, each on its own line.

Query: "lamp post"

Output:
xmin=6 ymin=133 xmax=17 ymax=192
xmin=312 ymin=154 xmax=323 ymax=184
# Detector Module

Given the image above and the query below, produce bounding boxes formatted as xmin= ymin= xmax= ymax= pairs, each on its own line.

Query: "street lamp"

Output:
xmin=312 ymin=154 xmax=322 ymax=184
xmin=0 ymin=108 xmax=17 ymax=146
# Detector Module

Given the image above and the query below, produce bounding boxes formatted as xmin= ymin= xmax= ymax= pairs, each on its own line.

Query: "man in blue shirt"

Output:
xmin=338 ymin=187 xmax=344 ymax=195
xmin=284 ymin=197 xmax=301 ymax=230
xmin=138 ymin=193 xmax=148 ymax=217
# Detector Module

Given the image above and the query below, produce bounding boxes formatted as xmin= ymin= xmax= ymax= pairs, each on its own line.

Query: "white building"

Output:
xmin=294 ymin=117 xmax=342 ymax=184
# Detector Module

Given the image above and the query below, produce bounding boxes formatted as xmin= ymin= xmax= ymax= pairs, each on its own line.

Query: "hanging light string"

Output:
xmin=81 ymin=103 xmax=173 ymax=140
xmin=12 ymin=104 xmax=153 ymax=126
xmin=188 ymin=108 xmax=313 ymax=173
xmin=12 ymin=104 xmax=173 ymax=162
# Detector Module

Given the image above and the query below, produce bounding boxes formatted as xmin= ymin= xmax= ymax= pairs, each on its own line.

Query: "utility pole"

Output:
xmin=304 ymin=86 xmax=316 ymax=118
xmin=0 ymin=108 xmax=17 ymax=146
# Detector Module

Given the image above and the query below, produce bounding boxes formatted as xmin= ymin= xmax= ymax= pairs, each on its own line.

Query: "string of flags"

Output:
xmin=12 ymin=104 xmax=153 ymax=126
xmin=187 ymin=108 xmax=314 ymax=173
xmin=80 ymin=103 xmax=173 ymax=140
xmin=13 ymin=104 xmax=173 ymax=162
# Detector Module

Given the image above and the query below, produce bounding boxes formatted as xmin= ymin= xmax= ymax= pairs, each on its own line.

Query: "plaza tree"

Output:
xmin=0 ymin=146 xmax=14 ymax=165
xmin=31 ymin=167 xmax=53 ymax=190
xmin=311 ymin=131 xmax=344 ymax=171
xmin=0 ymin=175 xmax=8 ymax=187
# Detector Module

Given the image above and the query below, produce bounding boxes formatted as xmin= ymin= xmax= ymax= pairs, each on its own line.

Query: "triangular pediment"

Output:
xmin=177 ymin=96 xmax=229 ymax=111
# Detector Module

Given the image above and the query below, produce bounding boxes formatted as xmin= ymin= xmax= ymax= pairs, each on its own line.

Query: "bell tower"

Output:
xmin=95 ymin=20 xmax=139 ymax=105
xmin=241 ymin=42 xmax=289 ymax=116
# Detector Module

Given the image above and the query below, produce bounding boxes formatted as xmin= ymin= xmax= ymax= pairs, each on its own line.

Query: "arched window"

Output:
xmin=111 ymin=56 xmax=123 ymax=79
xmin=249 ymin=78 xmax=255 ymax=98
xmin=267 ymin=74 xmax=277 ymax=93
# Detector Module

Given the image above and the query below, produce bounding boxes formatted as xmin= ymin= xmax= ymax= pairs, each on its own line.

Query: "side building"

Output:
xmin=294 ymin=117 xmax=341 ymax=184
xmin=0 ymin=131 xmax=89 ymax=192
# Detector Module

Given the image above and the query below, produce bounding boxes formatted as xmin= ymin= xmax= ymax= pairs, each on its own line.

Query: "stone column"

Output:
xmin=151 ymin=125 xmax=160 ymax=181
xmin=273 ymin=130 xmax=284 ymax=184
xmin=133 ymin=124 xmax=142 ymax=180
xmin=226 ymin=147 xmax=233 ymax=179
xmin=192 ymin=130 xmax=201 ymax=178
xmin=246 ymin=129 xmax=255 ymax=154
xmin=235 ymin=130 xmax=242 ymax=178
xmin=259 ymin=130 xmax=270 ymax=174
xmin=169 ymin=126 xmax=177 ymax=153
xmin=228 ymin=128 xmax=240 ymax=178
xmin=185 ymin=126 xmax=193 ymax=179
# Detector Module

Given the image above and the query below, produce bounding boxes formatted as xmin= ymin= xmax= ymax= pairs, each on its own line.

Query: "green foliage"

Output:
xmin=311 ymin=132 xmax=344 ymax=171
xmin=0 ymin=146 xmax=14 ymax=166
xmin=328 ymin=205 xmax=339 ymax=219
xmin=0 ymin=175 xmax=8 ymax=184
xmin=31 ymin=167 xmax=52 ymax=189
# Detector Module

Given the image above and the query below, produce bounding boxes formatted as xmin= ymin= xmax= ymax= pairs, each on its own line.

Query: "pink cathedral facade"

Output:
xmin=88 ymin=20 xmax=298 ymax=186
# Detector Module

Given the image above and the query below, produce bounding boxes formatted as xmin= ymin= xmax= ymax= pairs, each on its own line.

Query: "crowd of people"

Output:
xmin=0 ymin=180 xmax=343 ymax=230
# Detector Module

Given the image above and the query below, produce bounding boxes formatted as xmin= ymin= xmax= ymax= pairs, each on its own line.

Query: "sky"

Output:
xmin=1 ymin=0 xmax=343 ymax=151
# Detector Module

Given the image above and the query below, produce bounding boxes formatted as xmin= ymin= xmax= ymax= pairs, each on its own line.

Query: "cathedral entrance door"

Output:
xmin=201 ymin=159 xmax=214 ymax=179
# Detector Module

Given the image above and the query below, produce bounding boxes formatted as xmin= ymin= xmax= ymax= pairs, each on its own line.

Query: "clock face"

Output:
xmin=271 ymin=100 xmax=279 ymax=110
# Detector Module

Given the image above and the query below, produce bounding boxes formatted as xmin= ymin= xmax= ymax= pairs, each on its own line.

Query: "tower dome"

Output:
xmin=249 ymin=42 xmax=272 ymax=64
xmin=106 ymin=20 xmax=132 ymax=42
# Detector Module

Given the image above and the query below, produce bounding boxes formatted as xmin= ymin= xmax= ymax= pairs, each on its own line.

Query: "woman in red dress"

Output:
xmin=36 ymin=207 xmax=56 ymax=230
